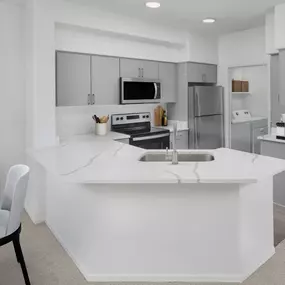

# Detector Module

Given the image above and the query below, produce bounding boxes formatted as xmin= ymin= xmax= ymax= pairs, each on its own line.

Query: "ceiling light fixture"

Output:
xmin=146 ymin=2 xmax=161 ymax=8
xmin=203 ymin=18 xmax=216 ymax=24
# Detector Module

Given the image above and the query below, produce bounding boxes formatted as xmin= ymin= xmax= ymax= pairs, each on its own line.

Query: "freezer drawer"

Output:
xmin=195 ymin=115 xmax=224 ymax=149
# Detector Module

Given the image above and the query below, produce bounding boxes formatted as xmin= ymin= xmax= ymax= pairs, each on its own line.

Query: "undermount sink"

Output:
xmin=139 ymin=152 xmax=215 ymax=162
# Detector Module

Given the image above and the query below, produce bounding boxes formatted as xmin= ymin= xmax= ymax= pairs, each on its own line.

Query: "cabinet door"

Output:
xmin=252 ymin=126 xmax=268 ymax=154
xmin=142 ymin=60 xmax=159 ymax=79
xmin=231 ymin=123 xmax=251 ymax=153
xmin=187 ymin=62 xmax=203 ymax=83
xmin=170 ymin=131 xmax=189 ymax=149
xmin=56 ymin=52 xmax=91 ymax=106
xmin=120 ymin=58 xmax=142 ymax=78
xmin=261 ymin=141 xmax=285 ymax=207
xmin=176 ymin=131 xmax=189 ymax=149
xmin=271 ymin=54 xmax=285 ymax=125
xmin=187 ymin=62 xmax=217 ymax=83
xmin=91 ymin=56 xmax=120 ymax=105
xmin=202 ymin=64 xmax=217 ymax=84
xmin=279 ymin=50 xmax=285 ymax=106
xmin=159 ymin=62 xmax=177 ymax=103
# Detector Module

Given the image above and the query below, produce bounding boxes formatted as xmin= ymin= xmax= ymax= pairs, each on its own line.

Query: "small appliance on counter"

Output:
xmin=92 ymin=115 xmax=109 ymax=136
xmin=154 ymin=106 xmax=168 ymax=127
xmin=276 ymin=116 xmax=285 ymax=140
xmin=111 ymin=112 xmax=170 ymax=149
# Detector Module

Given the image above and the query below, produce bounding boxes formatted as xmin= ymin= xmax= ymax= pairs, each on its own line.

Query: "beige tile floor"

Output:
xmin=0 ymin=206 xmax=285 ymax=285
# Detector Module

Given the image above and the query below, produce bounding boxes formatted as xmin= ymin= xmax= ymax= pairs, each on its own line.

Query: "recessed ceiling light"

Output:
xmin=203 ymin=18 xmax=216 ymax=24
xmin=146 ymin=2 xmax=161 ymax=8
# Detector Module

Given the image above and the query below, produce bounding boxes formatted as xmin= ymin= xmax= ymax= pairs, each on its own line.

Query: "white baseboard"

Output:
xmin=274 ymin=202 xmax=285 ymax=209
xmin=45 ymin=221 xmax=90 ymax=281
xmin=85 ymin=274 xmax=243 ymax=283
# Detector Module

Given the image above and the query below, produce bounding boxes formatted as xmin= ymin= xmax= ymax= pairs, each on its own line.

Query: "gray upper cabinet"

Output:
xmin=91 ymin=56 xmax=120 ymax=105
xmin=159 ymin=62 xmax=177 ymax=103
xmin=56 ymin=52 xmax=91 ymax=107
xmin=120 ymin=58 xmax=142 ymax=78
xmin=120 ymin=58 xmax=159 ymax=79
xmin=142 ymin=60 xmax=159 ymax=79
xmin=187 ymin=62 xmax=217 ymax=84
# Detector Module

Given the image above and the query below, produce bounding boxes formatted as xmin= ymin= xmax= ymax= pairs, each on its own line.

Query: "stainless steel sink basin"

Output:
xmin=139 ymin=152 xmax=215 ymax=162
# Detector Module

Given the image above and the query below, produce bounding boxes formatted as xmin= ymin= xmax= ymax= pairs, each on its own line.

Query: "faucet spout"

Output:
xmin=172 ymin=122 xmax=179 ymax=165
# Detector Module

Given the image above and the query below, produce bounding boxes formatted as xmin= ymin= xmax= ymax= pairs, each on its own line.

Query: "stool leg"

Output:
xmin=13 ymin=234 xmax=31 ymax=285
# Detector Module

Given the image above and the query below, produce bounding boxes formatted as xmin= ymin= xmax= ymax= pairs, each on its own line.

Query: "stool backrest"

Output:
xmin=0 ymin=165 xmax=30 ymax=235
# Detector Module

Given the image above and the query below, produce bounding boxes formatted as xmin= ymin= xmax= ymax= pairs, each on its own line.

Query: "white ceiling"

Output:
xmin=65 ymin=0 xmax=285 ymax=35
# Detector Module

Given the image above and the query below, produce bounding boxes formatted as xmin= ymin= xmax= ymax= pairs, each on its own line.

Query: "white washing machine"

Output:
xmin=231 ymin=110 xmax=268 ymax=154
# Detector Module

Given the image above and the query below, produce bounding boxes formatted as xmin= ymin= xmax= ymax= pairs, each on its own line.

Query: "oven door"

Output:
xmin=131 ymin=133 xmax=170 ymax=150
xmin=121 ymin=78 xmax=161 ymax=104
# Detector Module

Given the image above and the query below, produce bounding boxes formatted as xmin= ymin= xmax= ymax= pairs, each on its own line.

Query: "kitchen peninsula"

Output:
xmin=28 ymin=133 xmax=285 ymax=283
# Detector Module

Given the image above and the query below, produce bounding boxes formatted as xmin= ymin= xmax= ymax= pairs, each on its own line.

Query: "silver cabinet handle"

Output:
xmin=278 ymin=94 xmax=280 ymax=103
xmin=92 ymin=94 xmax=95 ymax=105
xmin=142 ymin=68 xmax=144 ymax=78
xmin=202 ymin=74 xmax=206 ymax=82
xmin=88 ymin=94 xmax=91 ymax=105
xmin=138 ymin=68 xmax=141 ymax=78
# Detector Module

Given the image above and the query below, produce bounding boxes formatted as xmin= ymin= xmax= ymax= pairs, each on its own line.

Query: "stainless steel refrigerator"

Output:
xmin=188 ymin=86 xmax=224 ymax=149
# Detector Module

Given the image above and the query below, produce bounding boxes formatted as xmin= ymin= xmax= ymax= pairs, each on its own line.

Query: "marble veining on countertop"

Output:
xmin=30 ymin=133 xmax=285 ymax=185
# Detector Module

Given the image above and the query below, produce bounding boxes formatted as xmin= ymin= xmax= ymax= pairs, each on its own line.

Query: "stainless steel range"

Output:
xmin=111 ymin=113 xmax=170 ymax=149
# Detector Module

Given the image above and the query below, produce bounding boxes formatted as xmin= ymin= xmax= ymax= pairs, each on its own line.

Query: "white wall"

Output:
xmin=218 ymin=26 xmax=269 ymax=147
xmin=230 ymin=66 xmax=268 ymax=117
xmin=275 ymin=3 xmax=285 ymax=50
xmin=188 ymin=34 xmax=218 ymax=64
xmin=0 ymin=2 xmax=25 ymax=188
xmin=266 ymin=11 xmax=278 ymax=55
xmin=56 ymin=104 xmax=165 ymax=138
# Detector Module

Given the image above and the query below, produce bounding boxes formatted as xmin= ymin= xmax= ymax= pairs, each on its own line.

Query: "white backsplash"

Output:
xmin=56 ymin=104 xmax=166 ymax=138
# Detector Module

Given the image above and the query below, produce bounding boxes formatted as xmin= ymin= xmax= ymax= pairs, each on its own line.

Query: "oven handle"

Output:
xmin=154 ymin=83 xmax=158 ymax=99
xmin=132 ymin=133 xmax=169 ymax=142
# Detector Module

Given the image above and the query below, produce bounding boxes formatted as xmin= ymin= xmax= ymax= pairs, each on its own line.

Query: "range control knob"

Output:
xmin=120 ymin=117 xmax=124 ymax=120
xmin=116 ymin=118 xmax=120 ymax=121
xmin=143 ymin=116 xmax=146 ymax=119
xmin=146 ymin=115 xmax=150 ymax=119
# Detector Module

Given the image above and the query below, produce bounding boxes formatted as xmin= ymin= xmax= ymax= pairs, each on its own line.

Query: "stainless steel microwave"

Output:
xmin=120 ymin=78 xmax=161 ymax=104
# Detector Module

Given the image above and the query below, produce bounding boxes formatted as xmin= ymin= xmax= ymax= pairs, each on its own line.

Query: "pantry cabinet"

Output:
xmin=187 ymin=62 xmax=217 ymax=84
xmin=159 ymin=62 xmax=177 ymax=103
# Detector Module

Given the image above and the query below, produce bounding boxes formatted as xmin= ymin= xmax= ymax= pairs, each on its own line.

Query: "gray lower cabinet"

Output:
xmin=261 ymin=140 xmax=285 ymax=206
xmin=56 ymin=52 xmax=91 ymax=107
xmin=231 ymin=123 xmax=251 ymax=152
xmin=170 ymin=130 xmax=189 ymax=150
xmin=187 ymin=62 xmax=217 ymax=84
xmin=159 ymin=62 xmax=177 ymax=103
xmin=91 ymin=56 xmax=120 ymax=105
xmin=120 ymin=58 xmax=159 ymax=79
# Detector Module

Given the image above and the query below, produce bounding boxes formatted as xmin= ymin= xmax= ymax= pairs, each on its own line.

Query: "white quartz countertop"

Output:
xmin=29 ymin=133 xmax=285 ymax=185
xmin=158 ymin=121 xmax=189 ymax=133
xmin=259 ymin=133 xmax=285 ymax=144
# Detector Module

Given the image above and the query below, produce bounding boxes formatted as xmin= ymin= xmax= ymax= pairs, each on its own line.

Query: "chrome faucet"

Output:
xmin=172 ymin=122 xmax=178 ymax=165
